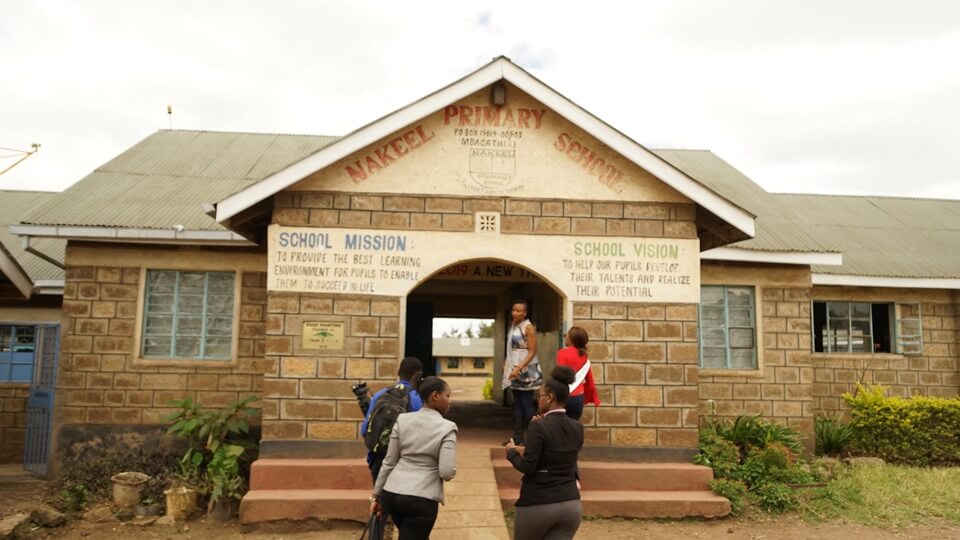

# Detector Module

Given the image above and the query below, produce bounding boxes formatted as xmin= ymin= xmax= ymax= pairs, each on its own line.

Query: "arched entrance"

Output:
xmin=404 ymin=258 xmax=566 ymax=442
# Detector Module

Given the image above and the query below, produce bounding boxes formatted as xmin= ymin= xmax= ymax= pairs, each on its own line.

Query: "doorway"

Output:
xmin=404 ymin=259 xmax=565 ymax=441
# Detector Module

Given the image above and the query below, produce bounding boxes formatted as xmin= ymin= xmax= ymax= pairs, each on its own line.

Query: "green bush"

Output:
xmin=702 ymin=414 xmax=804 ymax=456
xmin=481 ymin=379 xmax=494 ymax=401
xmin=814 ymin=413 xmax=854 ymax=456
xmin=709 ymin=478 xmax=748 ymax=516
xmin=60 ymin=484 xmax=88 ymax=513
xmin=694 ymin=430 xmax=740 ymax=479
xmin=750 ymin=481 xmax=795 ymax=513
xmin=844 ymin=384 xmax=960 ymax=465
xmin=165 ymin=395 xmax=259 ymax=507
xmin=698 ymin=414 xmax=815 ymax=514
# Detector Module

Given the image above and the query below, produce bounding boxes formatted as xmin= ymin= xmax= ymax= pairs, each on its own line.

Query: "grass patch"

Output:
xmin=799 ymin=464 xmax=960 ymax=528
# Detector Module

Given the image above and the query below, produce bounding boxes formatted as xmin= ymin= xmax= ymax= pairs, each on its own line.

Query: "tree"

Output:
xmin=477 ymin=321 xmax=494 ymax=338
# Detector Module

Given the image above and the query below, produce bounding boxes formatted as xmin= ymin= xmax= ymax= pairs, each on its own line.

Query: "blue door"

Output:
xmin=24 ymin=324 xmax=59 ymax=477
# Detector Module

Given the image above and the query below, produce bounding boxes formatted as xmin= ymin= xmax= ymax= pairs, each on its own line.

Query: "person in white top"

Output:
xmin=502 ymin=300 xmax=543 ymax=445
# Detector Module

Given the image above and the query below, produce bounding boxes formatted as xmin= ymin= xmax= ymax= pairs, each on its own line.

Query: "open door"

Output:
xmin=405 ymin=301 xmax=435 ymax=376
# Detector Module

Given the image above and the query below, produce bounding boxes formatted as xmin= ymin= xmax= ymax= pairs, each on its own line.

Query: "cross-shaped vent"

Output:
xmin=476 ymin=212 xmax=500 ymax=233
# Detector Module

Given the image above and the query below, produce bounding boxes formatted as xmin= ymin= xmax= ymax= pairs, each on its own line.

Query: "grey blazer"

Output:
xmin=373 ymin=408 xmax=458 ymax=503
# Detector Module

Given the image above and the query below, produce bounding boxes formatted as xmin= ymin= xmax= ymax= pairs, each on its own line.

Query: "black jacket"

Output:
xmin=506 ymin=410 xmax=584 ymax=506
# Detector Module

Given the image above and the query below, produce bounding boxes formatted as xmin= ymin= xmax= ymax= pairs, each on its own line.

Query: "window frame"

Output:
xmin=895 ymin=302 xmax=923 ymax=355
xmin=0 ymin=324 xmax=37 ymax=383
xmin=133 ymin=268 xmax=242 ymax=367
xmin=473 ymin=358 xmax=486 ymax=370
xmin=446 ymin=358 xmax=460 ymax=369
xmin=698 ymin=285 xmax=759 ymax=371
xmin=811 ymin=301 xmax=918 ymax=355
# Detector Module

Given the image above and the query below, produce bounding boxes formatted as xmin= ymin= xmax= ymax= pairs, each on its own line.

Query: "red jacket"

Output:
xmin=556 ymin=347 xmax=600 ymax=406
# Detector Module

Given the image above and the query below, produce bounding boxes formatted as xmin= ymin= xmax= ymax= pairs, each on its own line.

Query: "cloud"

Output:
xmin=1 ymin=0 xmax=958 ymax=200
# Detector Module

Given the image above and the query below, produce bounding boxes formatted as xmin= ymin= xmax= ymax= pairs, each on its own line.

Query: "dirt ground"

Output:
xmin=6 ymin=479 xmax=960 ymax=540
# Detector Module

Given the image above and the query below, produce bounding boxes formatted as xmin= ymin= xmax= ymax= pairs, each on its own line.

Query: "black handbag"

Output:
xmin=360 ymin=513 xmax=386 ymax=540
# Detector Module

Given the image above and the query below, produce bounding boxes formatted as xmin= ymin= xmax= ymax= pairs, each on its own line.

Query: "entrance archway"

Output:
xmin=404 ymin=258 xmax=566 ymax=442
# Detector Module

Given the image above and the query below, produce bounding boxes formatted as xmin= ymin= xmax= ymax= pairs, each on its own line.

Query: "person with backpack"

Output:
xmin=361 ymin=356 xmax=424 ymax=483
xmin=370 ymin=376 xmax=457 ymax=540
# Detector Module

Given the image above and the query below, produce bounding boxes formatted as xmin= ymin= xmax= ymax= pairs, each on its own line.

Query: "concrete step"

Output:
xmin=498 ymin=488 xmax=731 ymax=519
xmin=239 ymin=488 xmax=369 ymax=524
xmin=249 ymin=458 xmax=370 ymax=490
xmin=492 ymin=460 xmax=713 ymax=491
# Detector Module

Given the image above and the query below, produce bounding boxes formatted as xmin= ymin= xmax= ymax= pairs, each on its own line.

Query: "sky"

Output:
xmin=1 ymin=1 xmax=959 ymax=199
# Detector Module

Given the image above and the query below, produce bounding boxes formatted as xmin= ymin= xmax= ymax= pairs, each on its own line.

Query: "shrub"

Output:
xmin=699 ymin=414 xmax=814 ymax=514
xmin=694 ymin=430 xmax=740 ymax=479
xmin=165 ymin=395 xmax=259 ymax=508
xmin=709 ymin=478 xmax=748 ymax=516
xmin=814 ymin=414 xmax=854 ymax=456
xmin=482 ymin=379 xmax=494 ymax=401
xmin=750 ymin=481 xmax=795 ymax=513
xmin=702 ymin=414 xmax=804 ymax=457
xmin=844 ymin=384 xmax=960 ymax=465
xmin=60 ymin=484 xmax=88 ymax=513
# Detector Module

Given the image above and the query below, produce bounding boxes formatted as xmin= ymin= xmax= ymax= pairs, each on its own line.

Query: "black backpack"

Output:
xmin=363 ymin=383 xmax=412 ymax=453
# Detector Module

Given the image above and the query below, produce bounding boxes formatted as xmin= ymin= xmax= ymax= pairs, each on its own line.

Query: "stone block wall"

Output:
xmin=698 ymin=263 xmax=816 ymax=444
xmin=261 ymin=293 xmax=400 ymax=440
xmin=55 ymin=251 xmax=267 ymax=431
xmin=811 ymin=288 xmax=960 ymax=412
xmin=273 ymin=191 xmax=697 ymax=239
xmin=698 ymin=286 xmax=815 ymax=438
xmin=574 ymin=302 xmax=700 ymax=448
xmin=268 ymin=191 xmax=699 ymax=449
xmin=0 ymin=384 xmax=28 ymax=463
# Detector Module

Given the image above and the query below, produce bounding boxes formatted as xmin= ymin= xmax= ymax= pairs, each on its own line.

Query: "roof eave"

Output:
xmin=0 ymin=243 xmax=33 ymax=298
xmin=812 ymin=274 xmax=960 ymax=290
xmin=10 ymin=224 xmax=256 ymax=246
xmin=702 ymin=247 xmax=842 ymax=266
xmin=33 ymin=279 xmax=64 ymax=296
xmin=215 ymin=57 xmax=756 ymax=239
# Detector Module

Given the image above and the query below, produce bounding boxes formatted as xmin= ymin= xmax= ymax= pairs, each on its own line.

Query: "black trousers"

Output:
xmin=380 ymin=490 xmax=439 ymax=540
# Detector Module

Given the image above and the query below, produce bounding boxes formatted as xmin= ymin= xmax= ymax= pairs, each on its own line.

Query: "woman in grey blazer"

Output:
xmin=371 ymin=376 xmax=458 ymax=539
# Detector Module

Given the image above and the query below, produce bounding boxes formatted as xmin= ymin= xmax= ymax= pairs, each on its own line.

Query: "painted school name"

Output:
xmin=344 ymin=125 xmax=435 ymax=183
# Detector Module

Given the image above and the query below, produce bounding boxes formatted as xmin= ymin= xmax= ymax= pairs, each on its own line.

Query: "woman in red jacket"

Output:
xmin=555 ymin=326 xmax=600 ymax=420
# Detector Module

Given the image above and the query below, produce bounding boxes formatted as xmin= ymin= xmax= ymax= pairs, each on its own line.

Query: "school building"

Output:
xmin=4 ymin=56 xmax=959 ymax=520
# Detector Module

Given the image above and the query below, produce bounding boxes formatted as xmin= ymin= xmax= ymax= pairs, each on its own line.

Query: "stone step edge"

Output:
xmin=251 ymin=458 xmax=709 ymax=470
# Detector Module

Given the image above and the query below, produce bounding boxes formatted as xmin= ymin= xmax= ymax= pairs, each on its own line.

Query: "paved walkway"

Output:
xmin=432 ymin=446 xmax=510 ymax=540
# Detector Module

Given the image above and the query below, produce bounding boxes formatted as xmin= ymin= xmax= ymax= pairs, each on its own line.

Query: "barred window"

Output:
xmin=812 ymin=301 xmax=921 ymax=355
xmin=141 ymin=270 xmax=235 ymax=360
xmin=698 ymin=286 xmax=757 ymax=369
xmin=0 ymin=325 xmax=35 ymax=381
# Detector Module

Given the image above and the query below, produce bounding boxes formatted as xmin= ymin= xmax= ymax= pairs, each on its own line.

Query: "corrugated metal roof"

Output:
xmin=21 ymin=130 xmax=338 ymax=231
xmin=432 ymin=337 xmax=494 ymax=358
xmin=655 ymin=150 xmax=960 ymax=279
xmin=0 ymin=190 xmax=65 ymax=281
xmin=15 ymin=131 xmax=959 ymax=280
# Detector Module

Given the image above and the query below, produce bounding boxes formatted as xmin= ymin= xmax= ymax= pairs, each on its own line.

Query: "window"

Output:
xmin=473 ymin=359 xmax=486 ymax=369
xmin=0 ymin=325 xmax=35 ymax=382
xmin=895 ymin=303 xmax=923 ymax=355
xmin=141 ymin=270 xmax=235 ymax=360
xmin=446 ymin=358 xmax=460 ymax=369
xmin=698 ymin=286 xmax=757 ymax=369
xmin=812 ymin=302 xmax=906 ymax=353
